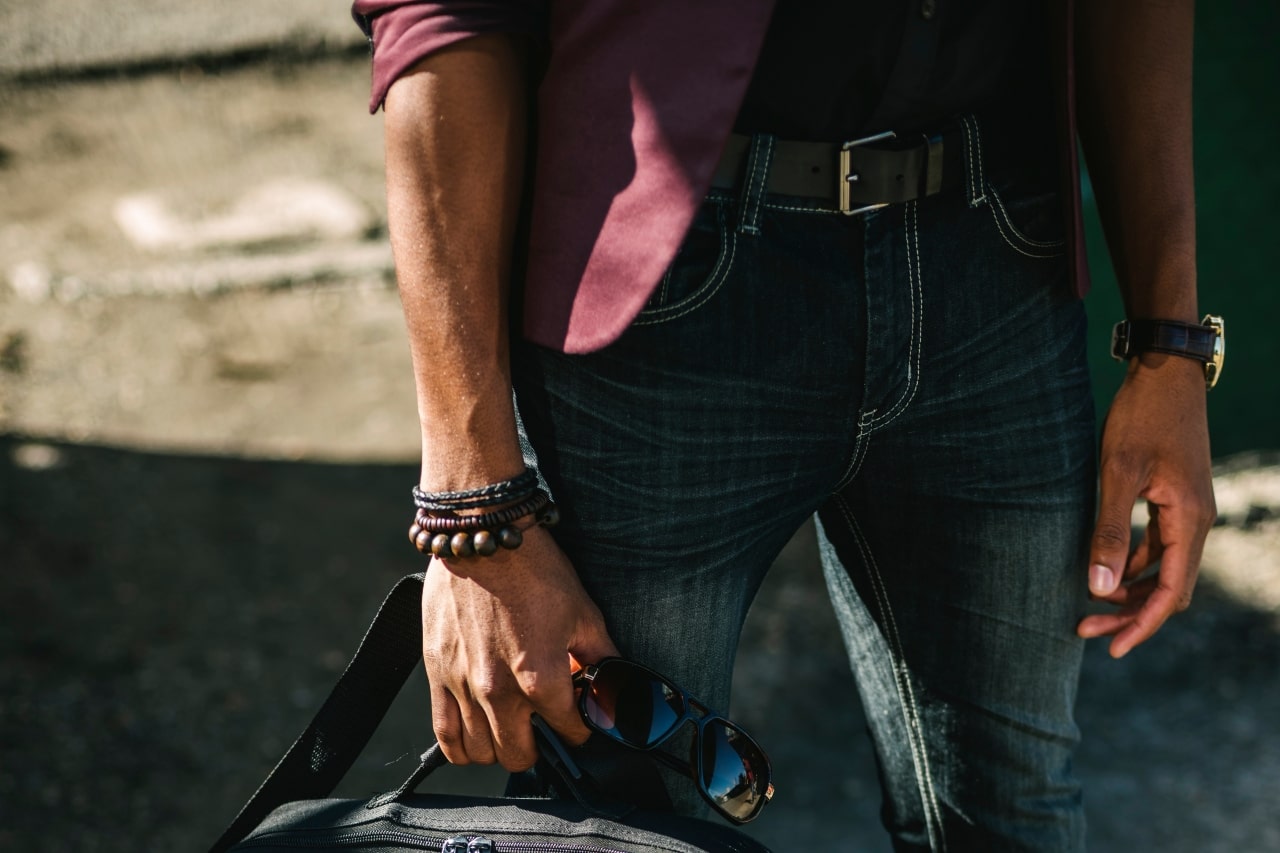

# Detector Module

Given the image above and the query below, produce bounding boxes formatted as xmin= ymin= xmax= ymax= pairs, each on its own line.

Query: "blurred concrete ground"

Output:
xmin=0 ymin=0 xmax=363 ymax=77
xmin=2 ymin=5 xmax=1278 ymax=852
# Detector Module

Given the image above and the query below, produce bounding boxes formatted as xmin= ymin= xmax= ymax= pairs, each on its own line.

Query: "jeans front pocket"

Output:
xmin=961 ymin=115 xmax=1066 ymax=261
xmin=634 ymin=199 xmax=738 ymax=326
xmin=984 ymin=181 xmax=1066 ymax=259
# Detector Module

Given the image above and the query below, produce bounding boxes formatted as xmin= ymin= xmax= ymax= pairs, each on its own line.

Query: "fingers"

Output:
xmin=418 ymin=527 xmax=622 ymax=768
xmin=487 ymin=614 xmax=622 ymax=755
xmin=554 ymin=610 xmax=623 ymax=746
xmin=431 ymin=671 xmax=536 ymax=770
xmin=572 ymin=612 xmax=623 ymax=665
xmin=470 ymin=672 xmax=540 ymax=772
xmin=429 ymin=679 xmax=470 ymax=765
xmin=428 ymin=654 xmax=603 ymax=770
xmin=1087 ymin=574 xmax=1159 ymax=609
xmin=1108 ymin=579 xmax=1185 ymax=658
xmin=510 ymin=661 xmax=585 ymax=750
xmin=428 ymin=668 xmax=503 ymax=767
xmin=445 ymin=660 xmax=595 ymax=770
xmin=1081 ymin=559 xmax=1192 ymax=658
xmin=1124 ymin=509 xmax=1162 ymax=580
xmin=456 ymin=681 xmax=498 ymax=765
xmin=1077 ymin=507 xmax=1204 ymax=658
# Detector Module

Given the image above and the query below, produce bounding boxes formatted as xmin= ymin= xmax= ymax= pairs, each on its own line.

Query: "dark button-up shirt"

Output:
xmin=735 ymin=0 xmax=1052 ymax=140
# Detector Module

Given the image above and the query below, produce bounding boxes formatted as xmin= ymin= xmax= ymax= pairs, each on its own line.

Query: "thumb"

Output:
xmin=570 ymin=608 xmax=621 ymax=666
xmin=534 ymin=612 xmax=620 ymax=745
xmin=1090 ymin=472 xmax=1140 ymax=597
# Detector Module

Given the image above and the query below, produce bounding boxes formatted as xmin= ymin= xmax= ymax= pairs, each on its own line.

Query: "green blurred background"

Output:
xmin=1083 ymin=0 xmax=1278 ymax=457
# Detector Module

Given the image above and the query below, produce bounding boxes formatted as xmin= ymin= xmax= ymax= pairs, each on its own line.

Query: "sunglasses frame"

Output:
xmin=572 ymin=656 xmax=775 ymax=824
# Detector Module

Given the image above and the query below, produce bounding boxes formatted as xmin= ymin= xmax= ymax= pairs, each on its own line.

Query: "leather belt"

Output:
xmin=711 ymin=126 xmax=966 ymax=215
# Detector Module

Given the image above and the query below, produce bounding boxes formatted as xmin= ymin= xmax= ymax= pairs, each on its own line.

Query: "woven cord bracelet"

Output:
xmin=411 ymin=468 xmax=540 ymax=511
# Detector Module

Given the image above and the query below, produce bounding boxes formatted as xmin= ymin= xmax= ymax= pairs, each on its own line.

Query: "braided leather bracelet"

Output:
xmin=411 ymin=468 xmax=540 ymax=511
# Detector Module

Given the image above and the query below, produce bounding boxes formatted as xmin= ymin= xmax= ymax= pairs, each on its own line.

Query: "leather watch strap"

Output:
xmin=1111 ymin=315 xmax=1225 ymax=389
xmin=1113 ymin=319 xmax=1217 ymax=361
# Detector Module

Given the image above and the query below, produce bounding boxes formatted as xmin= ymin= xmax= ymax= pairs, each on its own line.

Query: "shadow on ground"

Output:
xmin=2 ymin=434 xmax=1277 ymax=852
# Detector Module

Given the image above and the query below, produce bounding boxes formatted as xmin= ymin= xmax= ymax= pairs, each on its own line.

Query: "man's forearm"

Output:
xmin=1077 ymin=0 xmax=1197 ymax=322
xmin=383 ymin=34 xmax=529 ymax=490
xmin=1074 ymin=0 xmax=1215 ymax=658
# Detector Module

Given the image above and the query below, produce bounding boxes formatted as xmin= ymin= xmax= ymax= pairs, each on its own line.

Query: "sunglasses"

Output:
xmin=572 ymin=657 xmax=775 ymax=824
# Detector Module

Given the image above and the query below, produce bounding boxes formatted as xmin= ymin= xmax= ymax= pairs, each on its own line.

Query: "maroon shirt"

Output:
xmin=352 ymin=0 xmax=1086 ymax=354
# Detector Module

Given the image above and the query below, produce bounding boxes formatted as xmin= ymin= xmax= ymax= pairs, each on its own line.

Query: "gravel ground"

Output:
xmin=2 ymin=52 xmax=1278 ymax=853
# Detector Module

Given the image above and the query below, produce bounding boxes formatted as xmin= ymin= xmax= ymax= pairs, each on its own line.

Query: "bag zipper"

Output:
xmin=236 ymin=827 xmax=635 ymax=853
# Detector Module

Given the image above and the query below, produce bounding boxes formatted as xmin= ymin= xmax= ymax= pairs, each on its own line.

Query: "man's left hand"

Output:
xmin=1077 ymin=353 xmax=1216 ymax=657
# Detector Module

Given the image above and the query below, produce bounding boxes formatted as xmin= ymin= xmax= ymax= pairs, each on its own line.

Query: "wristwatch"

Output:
xmin=1111 ymin=314 xmax=1225 ymax=389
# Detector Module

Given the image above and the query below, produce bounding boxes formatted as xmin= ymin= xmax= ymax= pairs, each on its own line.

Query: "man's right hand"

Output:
xmin=421 ymin=524 xmax=620 ymax=772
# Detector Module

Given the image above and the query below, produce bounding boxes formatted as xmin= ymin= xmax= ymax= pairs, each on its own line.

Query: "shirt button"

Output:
xmin=920 ymin=0 xmax=937 ymax=19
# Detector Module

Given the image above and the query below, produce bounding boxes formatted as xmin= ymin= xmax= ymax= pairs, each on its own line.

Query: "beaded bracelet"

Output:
xmin=409 ymin=489 xmax=560 ymax=559
xmin=411 ymin=469 xmax=540 ymax=512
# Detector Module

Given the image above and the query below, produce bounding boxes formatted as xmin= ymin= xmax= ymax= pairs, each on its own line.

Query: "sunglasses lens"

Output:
xmin=583 ymin=661 xmax=684 ymax=748
xmin=700 ymin=720 xmax=770 ymax=822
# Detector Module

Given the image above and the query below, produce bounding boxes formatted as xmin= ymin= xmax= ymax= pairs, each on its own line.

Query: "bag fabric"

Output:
xmin=211 ymin=574 xmax=771 ymax=853
xmin=231 ymin=791 xmax=768 ymax=852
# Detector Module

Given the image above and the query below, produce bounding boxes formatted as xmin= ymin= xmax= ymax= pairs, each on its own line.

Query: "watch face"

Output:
xmin=1203 ymin=314 xmax=1225 ymax=389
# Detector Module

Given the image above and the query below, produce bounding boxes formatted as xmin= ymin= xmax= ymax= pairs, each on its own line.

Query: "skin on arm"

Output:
xmin=382 ymin=33 xmax=619 ymax=770
xmin=1074 ymin=0 xmax=1216 ymax=657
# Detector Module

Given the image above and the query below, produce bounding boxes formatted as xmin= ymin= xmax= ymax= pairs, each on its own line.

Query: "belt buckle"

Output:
xmin=839 ymin=130 xmax=896 ymax=216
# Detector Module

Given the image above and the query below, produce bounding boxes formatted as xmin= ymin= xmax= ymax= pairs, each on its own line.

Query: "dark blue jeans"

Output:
xmin=513 ymin=116 xmax=1096 ymax=851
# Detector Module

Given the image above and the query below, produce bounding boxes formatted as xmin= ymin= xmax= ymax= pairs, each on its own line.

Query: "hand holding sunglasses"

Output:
xmin=571 ymin=657 xmax=775 ymax=824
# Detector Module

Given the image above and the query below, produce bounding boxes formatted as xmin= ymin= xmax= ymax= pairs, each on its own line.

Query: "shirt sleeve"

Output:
xmin=351 ymin=1 xmax=547 ymax=113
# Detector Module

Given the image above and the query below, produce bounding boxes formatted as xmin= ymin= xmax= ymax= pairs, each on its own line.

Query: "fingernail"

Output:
xmin=1089 ymin=564 xmax=1116 ymax=594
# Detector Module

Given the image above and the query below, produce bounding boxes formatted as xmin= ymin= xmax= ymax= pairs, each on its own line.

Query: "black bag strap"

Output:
xmin=210 ymin=574 xmax=665 ymax=852
xmin=209 ymin=573 xmax=428 ymax=852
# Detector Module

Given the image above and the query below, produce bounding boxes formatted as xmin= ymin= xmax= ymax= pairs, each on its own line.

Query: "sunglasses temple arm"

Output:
xmin=530 ymin=714 xmax=584 ymax=781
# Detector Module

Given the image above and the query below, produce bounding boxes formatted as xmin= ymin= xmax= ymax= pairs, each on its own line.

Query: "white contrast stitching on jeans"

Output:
xmin=633 ymin=204 xmax=739 ymax=326
xmin=960 ymin=115 xmax=1062 ymax=260
xmin=832 ymin=495 xmax=947 ymax=851
xmin=960 ymin=116 xmax=978 ymax=206
xmin=864 ymin=201 xmax=923 ymax=430
xmin=985 ymin=184 xmax=1065 ymax=258
xmin=968 ymin=116 xmax=989 ymax=206
xmin=962 ymin=115 xmax=988 ymax=206
xmin=833 ymin=414 xmax=872 ymax=491
xmin=740 ymin=135 xmax=775 ymax=236
xmin=987 ymin=186 xmax=1063 ymax=247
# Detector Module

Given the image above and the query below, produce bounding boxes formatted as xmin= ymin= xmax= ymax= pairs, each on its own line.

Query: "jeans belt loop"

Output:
xmin=737 ymin=133 xmax=776 ymax=236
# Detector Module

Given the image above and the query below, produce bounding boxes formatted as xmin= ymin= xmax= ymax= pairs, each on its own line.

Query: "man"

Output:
xmin=353 ymin=1 xmax=1216 ymax=848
